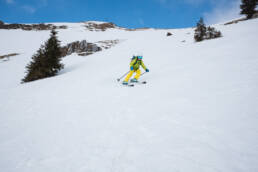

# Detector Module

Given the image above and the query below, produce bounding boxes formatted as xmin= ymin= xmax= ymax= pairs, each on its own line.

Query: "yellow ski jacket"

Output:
xmin=130 ymin=58 xmax=147 ymax=71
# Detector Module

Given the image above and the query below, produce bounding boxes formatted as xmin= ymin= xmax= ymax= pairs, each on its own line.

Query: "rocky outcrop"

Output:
xmin=83 ymin=21 xmax=152 ymax=32
xmin=84 ymin=22 xmax=116 ymax=31
xmin=167 ymin=32 xmax=172 ymax=36
xmin=225 ymin=12 xmax=258 ymax=25
xmin=96 ymin=39 xmax=120 ymax=50
xmin=0 ymin=53 xmax=19 ymax=61
xmin=224 ymin=18 xmax=247 ymax=25
xmin=61 ymin=40 xmax=102 ymax=57
xmin=60 ymin=39 xmax=121 ymax=57
xmin=0 ymin=21 xmax=67 ymax=31
xmin=0 ymin=39 xmax=118 ymax=60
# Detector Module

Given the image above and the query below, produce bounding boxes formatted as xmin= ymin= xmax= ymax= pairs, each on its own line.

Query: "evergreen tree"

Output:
xmin=22 ymin=30 xmax=64 ymax=83
xmin=194 ymin=17 xmax=207 ymax=42
xmin=240 ymin=0 xmax=258 ymax=19
xmin=206 ymin=26 xmax=222 ymax=39
xmin=194 ymin=17 xmax=222 ymax=42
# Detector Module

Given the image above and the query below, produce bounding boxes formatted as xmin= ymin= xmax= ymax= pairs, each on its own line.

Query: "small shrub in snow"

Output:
xmin=194 ymin=18 xmax=222 ymax=42
xmin=206 ymin=26 xmax=222 ymax=40
xmin=22 ymin=30 xmax=64 ymax=83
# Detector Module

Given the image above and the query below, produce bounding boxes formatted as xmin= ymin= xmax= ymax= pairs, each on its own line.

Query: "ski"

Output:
xmin=120 ymin=81 xmax=146 ymax=87
xmin=128 ymin=84 xmax=134 ymax=87
xmin=131 ymin=81 xmax=147 ymax=85
xmin=121 ymin=82 xmax=134 ymax=87
xmin=123 ymin=84 xmax=134 ymax=87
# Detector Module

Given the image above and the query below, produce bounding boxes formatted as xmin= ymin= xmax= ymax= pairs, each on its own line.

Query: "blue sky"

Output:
xmin=0 ymin=0 xmax=241 ymax=28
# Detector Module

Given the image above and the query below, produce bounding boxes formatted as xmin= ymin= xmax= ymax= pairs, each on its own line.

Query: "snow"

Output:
xmin=0 ymin=19 xmax=258 ymax=172
xmin=84 ymin=21 xmax=111 ymax=24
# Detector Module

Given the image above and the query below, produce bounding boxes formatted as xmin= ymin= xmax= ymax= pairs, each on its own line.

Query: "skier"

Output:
xmin=123 ymin=54 xmax=149 ymax=85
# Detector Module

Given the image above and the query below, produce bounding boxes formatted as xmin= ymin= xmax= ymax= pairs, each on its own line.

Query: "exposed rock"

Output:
xmin=83 ymin=21 xmax=151 ymax=32
xmin=87 ymin=43 xmax=100 ymax=52
xmin=61 ymin=40 xmax=101 ymax=57
xmin=79 ymin=40 xmax=88 ymax=51
xmin=224 ymin=18 xmax=247 ymax=25
xmin=60 ymin=39 xmax=120 ymax=57
xmin=0 ymin=21 xmax=67 ymax=31
xmin=78 ymin=52 xmax=91 ymax=56
xmin=84 ymin=22 xmax=116 ymax=31
xmin=0 ymin=20 xmax=4 ymax=25
xmin=224 ymin=12 xmax=258 ymax=25
xmin=96 ymin=40 xmax=120 ymax=49
xmin=0 ymin=53 xmax=19 ymax=61
xmin=167 ymin=32 xmax=172 ymax=36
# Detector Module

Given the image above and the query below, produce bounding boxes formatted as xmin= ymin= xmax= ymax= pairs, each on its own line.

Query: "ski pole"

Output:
xmin=117 ymin=71 xmax=130 ymax=82
xmin=140 ymin=72 xmax=147 ymax=76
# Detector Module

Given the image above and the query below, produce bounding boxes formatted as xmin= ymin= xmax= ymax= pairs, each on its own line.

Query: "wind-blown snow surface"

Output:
xmin=0 ymin=19 xmax=258 ymax=172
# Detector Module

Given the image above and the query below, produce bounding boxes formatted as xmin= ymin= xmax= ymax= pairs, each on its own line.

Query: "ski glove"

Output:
xmin=130 ymin=66 xmax=134 ymax=71
xmin=146 ymin=69 xmax=149 ymax=72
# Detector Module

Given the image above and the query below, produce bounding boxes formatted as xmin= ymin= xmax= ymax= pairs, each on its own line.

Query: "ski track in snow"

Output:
xmin=0 ymin=19 xmax=258 ymax=172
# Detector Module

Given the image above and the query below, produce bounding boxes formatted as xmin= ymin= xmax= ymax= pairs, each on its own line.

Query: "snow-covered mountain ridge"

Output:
xmin=0 ymin=20 xmax=151 ymax=32
xmin=0 ymin=19 xmax=258 ymax=172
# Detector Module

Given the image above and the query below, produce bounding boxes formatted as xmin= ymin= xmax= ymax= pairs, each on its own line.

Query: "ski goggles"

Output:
xmin=138 ymin=56 xmax=143 ymax=60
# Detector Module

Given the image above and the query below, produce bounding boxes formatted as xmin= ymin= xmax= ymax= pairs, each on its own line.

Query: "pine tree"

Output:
xmin=22 ymin=30 xmax=64 ymax=83
xmin=206 ymin=26 xmax=222 ymax=39
xmin=206 ymin=26 xmax=214 ymax=39
xmin=194 ymin=17 xmax=207 ymax=42
xmin=240 ymin=0 xmax=258 ymax=19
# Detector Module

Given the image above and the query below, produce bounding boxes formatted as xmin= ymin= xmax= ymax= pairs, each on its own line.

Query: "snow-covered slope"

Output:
xmin=0 ymin=19 xmax=258 ymax=172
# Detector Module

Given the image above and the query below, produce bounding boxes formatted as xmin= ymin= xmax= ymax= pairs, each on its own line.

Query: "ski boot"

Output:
xmin=122 ymin=81 xmax=128 ymax=85
xmin=130 ymin=78 xmax=138 ymax=83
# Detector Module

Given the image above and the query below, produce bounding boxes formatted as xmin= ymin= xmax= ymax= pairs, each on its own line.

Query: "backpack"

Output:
xmin=131 ymin=56 xmax=141 ymax=66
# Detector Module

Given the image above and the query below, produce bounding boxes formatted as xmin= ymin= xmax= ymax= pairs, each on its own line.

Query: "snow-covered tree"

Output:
xmin=240 ymin=0 xmax=258 ymax=19
xmin=22 ymin=30 xmax=64 ymax=83
xmin=194 ymin=18 xmax=207 ymax=42
xmin=206 ymin=26 xmax=222 ymax=39
xmin=194 ymin=18 xmax=222 ymax=42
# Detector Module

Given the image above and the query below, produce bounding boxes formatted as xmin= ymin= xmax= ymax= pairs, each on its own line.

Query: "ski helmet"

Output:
xmin=135 ymin=52 xmax=143 ymax=59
